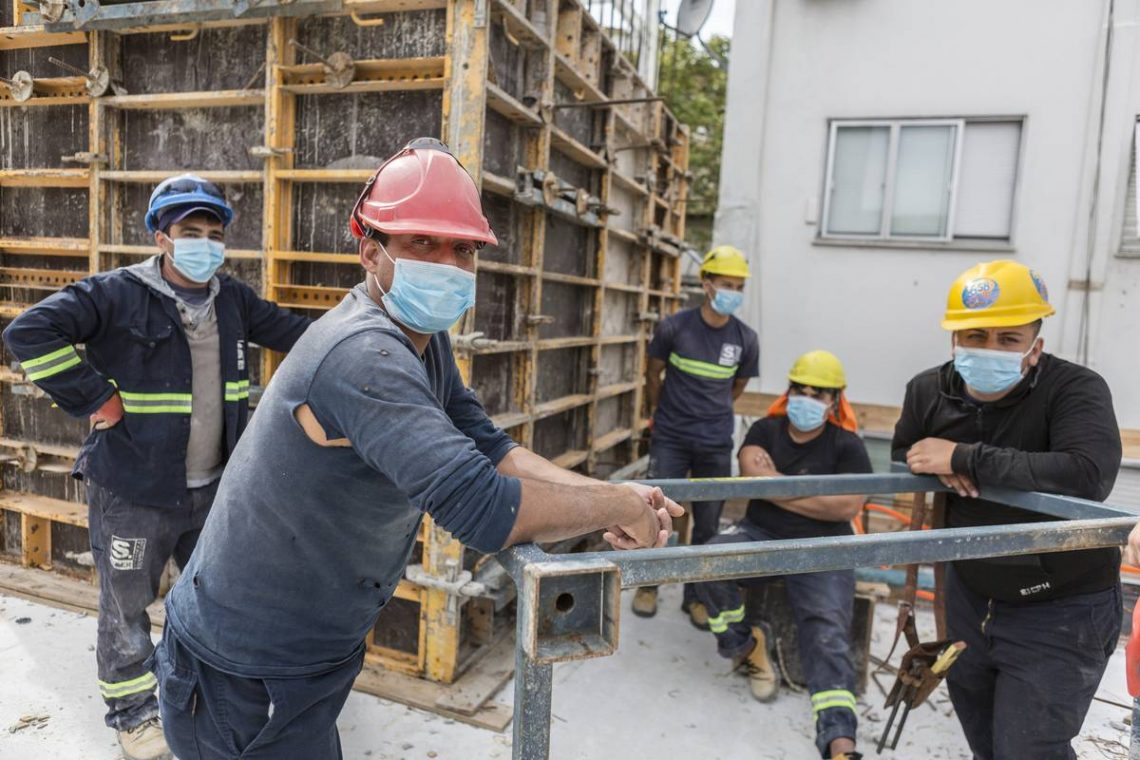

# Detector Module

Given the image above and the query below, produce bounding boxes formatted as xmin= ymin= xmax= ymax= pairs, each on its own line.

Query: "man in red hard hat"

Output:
xmin=153 ymin=138 xmax=683 ymax=758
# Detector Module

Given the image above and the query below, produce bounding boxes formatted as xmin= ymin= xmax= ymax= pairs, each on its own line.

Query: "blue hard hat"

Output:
xmin=145 ymin=174 xmax=235 ymax=233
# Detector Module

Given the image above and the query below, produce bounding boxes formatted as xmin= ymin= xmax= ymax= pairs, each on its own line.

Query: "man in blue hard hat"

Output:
xmin=2 ymin=174 xmax=312 ymax=760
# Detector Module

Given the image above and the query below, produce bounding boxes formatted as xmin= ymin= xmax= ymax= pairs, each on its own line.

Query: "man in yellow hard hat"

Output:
xmin=692 ymin=350 xmax=870 ymax=760
xmin=892 ymin=260 xmax=1122 ymax=759
xmin=634 ymin=245 xmax=760 ymax=621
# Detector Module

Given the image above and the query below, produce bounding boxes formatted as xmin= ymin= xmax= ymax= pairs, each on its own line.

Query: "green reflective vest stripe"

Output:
xmin=707 ymin=605 xmax=746 ymax=634
xmin=97 ymin=671 xmax=158 ymax=699
xmin=810 ymin=689 xmax=857 ymax=714
xmin=118 ymin=389 xmax=193 ymax=414
xmin=668 ymin=352 xmax=738 ymax=380
xmin=224 ymin=379 xmax=250 ymax=402
xmin=21 ymin=345 xmax=83 ymax=382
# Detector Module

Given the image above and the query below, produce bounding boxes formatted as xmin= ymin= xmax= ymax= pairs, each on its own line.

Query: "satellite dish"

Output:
xmin=674 ymin=0 xmax=714 ymax=39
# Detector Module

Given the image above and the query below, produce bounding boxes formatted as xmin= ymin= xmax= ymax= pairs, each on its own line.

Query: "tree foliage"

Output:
xmin=658 ymin=33 xmax=730 ymax=222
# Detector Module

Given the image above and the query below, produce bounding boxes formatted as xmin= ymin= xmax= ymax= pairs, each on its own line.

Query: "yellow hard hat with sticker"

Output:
xmin=942 ymin=260 xmax=1054 ymax=331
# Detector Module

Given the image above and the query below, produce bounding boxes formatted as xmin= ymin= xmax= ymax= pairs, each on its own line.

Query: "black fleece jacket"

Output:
xmin=891 ymin=353 xmax=1122 ymax=602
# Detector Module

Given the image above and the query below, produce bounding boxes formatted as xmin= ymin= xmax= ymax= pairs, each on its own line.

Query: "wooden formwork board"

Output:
xmin=0 ymin=0 xmax=690 ymax=683
xmin=0 ymin=488 xmax=512 ymax=683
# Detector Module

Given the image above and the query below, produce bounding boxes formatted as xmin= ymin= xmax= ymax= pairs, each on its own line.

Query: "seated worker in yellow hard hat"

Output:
xmin=692 ymin=350 xmax=871 ymax=760
xmin=635 ymin=245 xmax=760 ymax=621
xmin=892 ymin=260 xmax=1122 ymax=759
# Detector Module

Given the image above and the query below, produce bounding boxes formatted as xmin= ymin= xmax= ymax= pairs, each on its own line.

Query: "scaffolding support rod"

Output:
xmin=497 ymin=473 xmax=1139 ymax=759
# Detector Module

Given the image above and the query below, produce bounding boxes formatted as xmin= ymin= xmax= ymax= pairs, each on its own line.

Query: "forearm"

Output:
xmin=504 ymin=479 xmax=641 ymax=546
xmin=768 ymin=494 xmax=865 ymax=522
xmin=646 ymin=377 xmax=661 ymax=415
xmin=952 ymin=443 xmax=1117 ymax=501
xmin=498 ymin=446 xmax=598 ymax=487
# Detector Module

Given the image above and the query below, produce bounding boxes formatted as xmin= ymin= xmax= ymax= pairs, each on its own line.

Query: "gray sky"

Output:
xmin=659 ymin=0 xmax=736 ymax=39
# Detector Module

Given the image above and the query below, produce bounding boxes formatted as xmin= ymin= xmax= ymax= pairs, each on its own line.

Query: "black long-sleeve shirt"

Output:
xmin=891 ymin=354 xmax=1121 ymax=602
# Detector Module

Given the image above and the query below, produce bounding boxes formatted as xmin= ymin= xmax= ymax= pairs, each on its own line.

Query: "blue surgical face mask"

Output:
xmin=169 ymin=236 xmax=224 ymax=283
xmin=787 ymin=395 xmax=830 ymax=432
xmin=711 ymin=288 xmax=744 ymax=316
xmin=375 ymin=243 xmax=476 ymax=334
xmin=952 ymin=345 xmax=1033 ymax=395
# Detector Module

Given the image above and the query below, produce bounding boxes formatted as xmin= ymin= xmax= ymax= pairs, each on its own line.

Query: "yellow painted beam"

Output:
xmin=101 ymin=90 xmax=264 ymax=110
xmin=0 ymin=169 xmax=89 ymax=187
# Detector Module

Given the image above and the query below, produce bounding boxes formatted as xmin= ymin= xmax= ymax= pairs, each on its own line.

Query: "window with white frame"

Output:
xmin=821 ymin=119 xmax=1022 ymax=242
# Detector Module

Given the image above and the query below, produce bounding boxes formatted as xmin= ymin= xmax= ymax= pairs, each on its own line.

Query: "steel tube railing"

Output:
xmin=497 ymin=473 xmax=1140 ymax=759
xmin=596 ymin=517 xmax=1135 ymax=587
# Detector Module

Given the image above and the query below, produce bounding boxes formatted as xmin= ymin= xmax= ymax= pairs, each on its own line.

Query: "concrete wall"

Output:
xmin=714 ymin=0 xmax=1140 ymax=429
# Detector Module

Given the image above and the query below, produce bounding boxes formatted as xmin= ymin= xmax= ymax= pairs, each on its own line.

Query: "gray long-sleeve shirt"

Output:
xmin=129 ymin=256 xmax=224 ymax=487
xmin=166 ymin=284 xmax=520 ymax=677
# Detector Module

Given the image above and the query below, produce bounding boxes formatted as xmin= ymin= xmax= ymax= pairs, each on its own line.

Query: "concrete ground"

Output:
xmin=0 ymin=584 xmax=1133 ymax=759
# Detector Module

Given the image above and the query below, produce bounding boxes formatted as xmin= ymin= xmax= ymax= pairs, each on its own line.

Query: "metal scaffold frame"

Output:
xmin=1 ymin=0 xmax=690 ymax=695
xmin=496 ymin=473 xmax=1140 ymax=759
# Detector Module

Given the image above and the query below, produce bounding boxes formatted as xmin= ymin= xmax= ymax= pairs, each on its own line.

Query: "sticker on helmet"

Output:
xmin=1031 ymin=270 xmax=1049 ymax=302
xmin=962 ymin=278 xmax=1000 ymax=310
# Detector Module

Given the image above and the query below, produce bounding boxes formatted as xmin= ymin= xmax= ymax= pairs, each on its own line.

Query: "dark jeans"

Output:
xmin=648 ymin=434 xmax=732 ymax=603
xmin=87 ymin=478 xmax=216 ymax=730
xmin=693 ymin=521 xmax=857 ymax=758
xmin=153 ymin=625 xmax=363 ymax=759
xmin=944 ymin=567 xmax=1121 ymax=759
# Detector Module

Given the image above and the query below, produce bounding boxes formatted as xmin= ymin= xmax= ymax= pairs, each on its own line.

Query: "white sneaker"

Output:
xmin=118 ymin=717 xmax=172 ymax=760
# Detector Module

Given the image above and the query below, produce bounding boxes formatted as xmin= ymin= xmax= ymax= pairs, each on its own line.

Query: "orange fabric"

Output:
xmin=765 ymin=391 xmax=858 ymax=433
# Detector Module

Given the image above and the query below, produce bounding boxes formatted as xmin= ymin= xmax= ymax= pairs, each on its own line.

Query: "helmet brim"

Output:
xmin=941 ymin=304 xmax=1055 ymax=331
xmin=360 ymin=217 xmax=498 ymax=247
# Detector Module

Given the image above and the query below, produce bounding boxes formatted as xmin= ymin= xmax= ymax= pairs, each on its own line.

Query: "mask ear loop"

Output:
xmin=366 ymin=236 xmax=398 ymax=300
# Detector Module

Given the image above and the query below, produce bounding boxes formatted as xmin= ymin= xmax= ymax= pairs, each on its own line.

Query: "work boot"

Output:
xmin=118 ymin=716 xmax=172 ymax=760
xmin=733 ymin=625 xmax=779 ymax=702
xmin=631 ymin=587 xmax=658 ymax=617
xmin=681 ymin=600 xmax=710 ymax=630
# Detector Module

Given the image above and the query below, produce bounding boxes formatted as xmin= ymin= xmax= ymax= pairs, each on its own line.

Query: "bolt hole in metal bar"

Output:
xmin=497 ymin=472 xmax=1140 ymax=759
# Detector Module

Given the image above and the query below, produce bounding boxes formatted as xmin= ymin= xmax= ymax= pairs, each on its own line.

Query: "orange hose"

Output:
xmin=864 ymin=502 xmax=912 ymax=526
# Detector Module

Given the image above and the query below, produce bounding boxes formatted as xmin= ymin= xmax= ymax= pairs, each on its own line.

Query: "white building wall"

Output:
xmin=714 ymin=0 xmax=1140 ymax=429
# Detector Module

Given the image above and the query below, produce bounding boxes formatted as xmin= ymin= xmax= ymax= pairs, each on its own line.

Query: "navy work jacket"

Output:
xmin=2 ymin=265 xmax=311 ymax=506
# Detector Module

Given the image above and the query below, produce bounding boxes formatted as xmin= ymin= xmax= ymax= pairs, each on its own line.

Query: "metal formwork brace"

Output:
xmin=32 ymin=0 xmax=345 ymax=31
xmin=496 ymin=472 xmax=1140 ymax=759
xmin=513 ymin=169 xmax=617 ymax=227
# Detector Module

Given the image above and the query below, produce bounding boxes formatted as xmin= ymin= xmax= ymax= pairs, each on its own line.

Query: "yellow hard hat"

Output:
xmin=700 ymin=245 xmax=751 ymax=279
xmin=942 ymin=260 xmax=1055 ymax=331
xmin=788 ymin=350 xmax=846 ymax=389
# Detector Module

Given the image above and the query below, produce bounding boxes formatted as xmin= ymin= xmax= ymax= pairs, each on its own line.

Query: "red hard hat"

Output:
xmin=349 ymin=139 xmax=497 ymax=246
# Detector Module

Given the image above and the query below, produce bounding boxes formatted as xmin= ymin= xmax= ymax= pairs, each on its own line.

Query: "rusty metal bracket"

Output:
xmin=288 ymin=38 xmax=355 ymax=89
xmin=514 ymin=170 xmax=604 ymax=227
xmin=453 ymin=331 xmax=497 ymax=352
xmin=168 ymin=24 xmax=199 ymax=40
xmin=1 ymin=72 xmax=37 ymax=103
xmin=7 ymin=444 xmax=36 ymax=474
xmin=349 ymin=9 xmax=384 ymax=27
xmin=249 ymin=145 xmax=292 ymax=159
xmin=48 ymin=57 xmax=119 ymax=97
xmin=61 ymin=152 xmax=108 ymax=165
xmin=70 ymin=0 xmax=101 ymax=26
xmin=405 ymin=563 xmax=487 ymax=598
xmin=38 ymin=0 xmax=66 ymax=22
xmin=550 ymin=96 xmax=664 ymax=110
xmin=498 ymin=545 xmax=620 ymax=665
